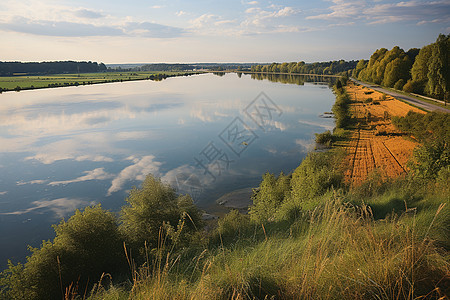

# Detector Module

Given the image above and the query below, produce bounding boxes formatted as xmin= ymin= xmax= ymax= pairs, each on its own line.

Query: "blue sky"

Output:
xmin=0 ymin=0 xmax=448 ymax=63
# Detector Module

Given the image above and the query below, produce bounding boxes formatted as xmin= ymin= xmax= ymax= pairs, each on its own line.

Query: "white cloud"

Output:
xmin=240 ymin=5 xmax=301 ymax=34
xmin=214 ymin=111 xmax=229 ymax=118
xmin=75 ymin=155 xmax=114 ymax=162
xmin=190 ymin=13 xmax=216 ymax=29
xmin=49 ymin=168 xmax=113 ymax=186
xmin=26 ymin=152 xmax=114 ymax=165
xmin=0 ymin=1 xmax=184 ymax=38
xmin=107 ymin=155 xmax=162 ymax=195
xmin=114 ymin=131 xmax=157 ymax=141
xmin=17 ymin=179 xmax=48 ymax=186
xmin=267 ymin=120 xmax=288 ymax=131
xmin=0 ymin=16 xmax=124 ymax=37
xmin=215 ymin=19 xmax=237 ymax=26
xmin=306 ymin=0 xmax=364 ymax=20
xmin=176 ymin=11 xmax=187 ymax=17
xmin=306 ymin=0 xmax=450 ymax=26
xmin=298 ymin=119 xmax=334 ymax=131
xmin=266 ymin=147 xmax=277 ymax=154
xmin=274 ymin=7 xmax=298 ymax=17
xmin=295 ymin=138 xmax=314 ymax=152
xmin=244 ymin=6 xmax=299 ymax=19
xmin=25 ymin=152 xmax=74 ymax=164
xmin=0 ymin=198 xmax=95 ymax=218
xmin=161 ymin=164 xmax=210 ymax=197
xmin=73 ymin=8 xmax=105 ymax=19
xmin=190 ymin=107 xmax=214 ymax=122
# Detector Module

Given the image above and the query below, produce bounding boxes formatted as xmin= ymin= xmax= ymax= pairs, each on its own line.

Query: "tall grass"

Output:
xmin=93 ymin=195 xmax=449 ymax=299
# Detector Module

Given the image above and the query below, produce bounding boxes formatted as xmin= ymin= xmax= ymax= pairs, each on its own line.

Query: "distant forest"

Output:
xmin=132 ymin=63 xmax=256 ymax=72
xmin=250 ymin=60 xmax=358 ymax=76
xmin=354 ymin=34 xmax=449 ymax=101
xmin=0 ymin=61 xmax=107 ymax=76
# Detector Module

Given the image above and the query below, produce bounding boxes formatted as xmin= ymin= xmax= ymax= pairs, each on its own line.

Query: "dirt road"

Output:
xmin=350 ymin=78 xmax=450 ymax=113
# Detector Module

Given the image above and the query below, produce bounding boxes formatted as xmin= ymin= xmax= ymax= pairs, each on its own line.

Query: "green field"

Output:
xmin=0 ymin=71 xmax=200 ymax=92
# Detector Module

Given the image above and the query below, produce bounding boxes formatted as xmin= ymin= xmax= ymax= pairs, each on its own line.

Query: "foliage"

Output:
xmin=249 ymin=172 xmax=291 ymax=223
xmin=0 ymin=205 xmax=125 ymax=300
xmin=289 ymin=151 xmax=343 ymax=209
xmin=357 ymin=46 xmax=412 ymax=87
xmin=315 ymin=130 xmax=333 ymax=147
xmin=251 ymin=60 xmax=358 ymax=75
xmin=392 ymin=111 xmax=450 ymax=144
xmin=0 ymin=61 xmax=106 ymax=76
xmin=393 ymin=78 xmax=405 ymax=90
xmin=108 ymin=195 xmax=449 ymax=300
xmin=213 ymin=210 xmax=253 ymax=245
xmin=139 ymin=63 xmax=195 ymax=72
xmin=249 ymin=72 xmax=337 ymax=86
xmin=119 ymin=175 xmax=203 ymax=258
xmin=392 ymin=111 xmax=449 ymax=180
xmin=356 ymin=34 xmax=449 ymax=102
xmin=409 ymin=142 xmax=449 ymax=179
xmin=332 ymin=80 xmax=351 ymax=128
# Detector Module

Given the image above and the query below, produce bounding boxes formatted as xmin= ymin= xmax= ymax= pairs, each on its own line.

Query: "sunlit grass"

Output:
xmin=0 ymin=71 xmax=199 ymax=91
xmin=91 ymin=196 xmax=448 ymax=300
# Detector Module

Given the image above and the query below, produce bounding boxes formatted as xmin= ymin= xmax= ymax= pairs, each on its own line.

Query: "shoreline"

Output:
xmin=0 ymin=71 xmax=203 ymax=94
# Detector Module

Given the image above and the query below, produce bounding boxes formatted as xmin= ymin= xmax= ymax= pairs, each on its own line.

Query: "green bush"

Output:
xmin=119 ymin=175 xmax=203 ymax=258
xmin=315 ymin=130 xmax=333 ymax=147
xmin=289 ymin=151 xmax=343 ymax=209
xmin=249 ymin=172 xmax=290 ymax=223
xmin=332 ymin=86 xmax=351 ymax=128
xmin=0 ymin=205 xmax=125 ymax=300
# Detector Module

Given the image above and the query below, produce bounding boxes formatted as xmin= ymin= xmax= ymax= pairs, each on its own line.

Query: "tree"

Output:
xmin=383 ymin=56 xmax=411 ymax=87
xmin=119 ymin=175 xmax=202 ymax=257
xmin=352 ymin=59 xmax=367 ymax=78
xmin=426 ymin=34 xmax=449 ymax=101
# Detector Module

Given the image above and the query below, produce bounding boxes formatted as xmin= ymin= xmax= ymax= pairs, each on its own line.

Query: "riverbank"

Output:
xmin=0 ymin=71 xmax=202 ymax=93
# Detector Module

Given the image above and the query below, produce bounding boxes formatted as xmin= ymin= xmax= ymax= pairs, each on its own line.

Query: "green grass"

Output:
xmin=85 ymin=80 xmax=448 ymax=299
xmin=0 ymin=71 xmax=201 ymax=92
xmin=93 ymin=195 xmax=448 ymax=300
xmin=1 ymin=79 xmax=448 ymax=300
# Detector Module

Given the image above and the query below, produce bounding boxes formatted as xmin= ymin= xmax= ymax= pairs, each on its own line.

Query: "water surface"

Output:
xmin=0 ymin=73 xmax=335 ymax=267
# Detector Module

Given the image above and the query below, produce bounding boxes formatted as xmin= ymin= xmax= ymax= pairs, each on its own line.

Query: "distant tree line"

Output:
xmin=250 ymin=60 xmax=358 ymax=76
xmin=0 ymin=61 xmax=107 ymax=76
xmin=353 ymin=34 xmax=449 ymax=102
xmin=131 ymin=63 xmax=254 ymax=72
xmin=138 ymin=63 xmax=196 ymax=72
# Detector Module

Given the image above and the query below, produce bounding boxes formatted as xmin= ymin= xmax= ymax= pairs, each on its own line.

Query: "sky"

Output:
xmin=0 ymin=0 xmax=449 ymax=63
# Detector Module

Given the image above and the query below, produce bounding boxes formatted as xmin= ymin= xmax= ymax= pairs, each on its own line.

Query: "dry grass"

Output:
xmin=338 ymin=82 xmax=425 ymax=187
xmin=96 ymin=199 xmax=449 ymax=300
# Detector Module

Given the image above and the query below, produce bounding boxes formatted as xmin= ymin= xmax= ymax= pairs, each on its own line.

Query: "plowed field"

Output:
xmin=338 ymin=81 xmax=425 ymax=187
